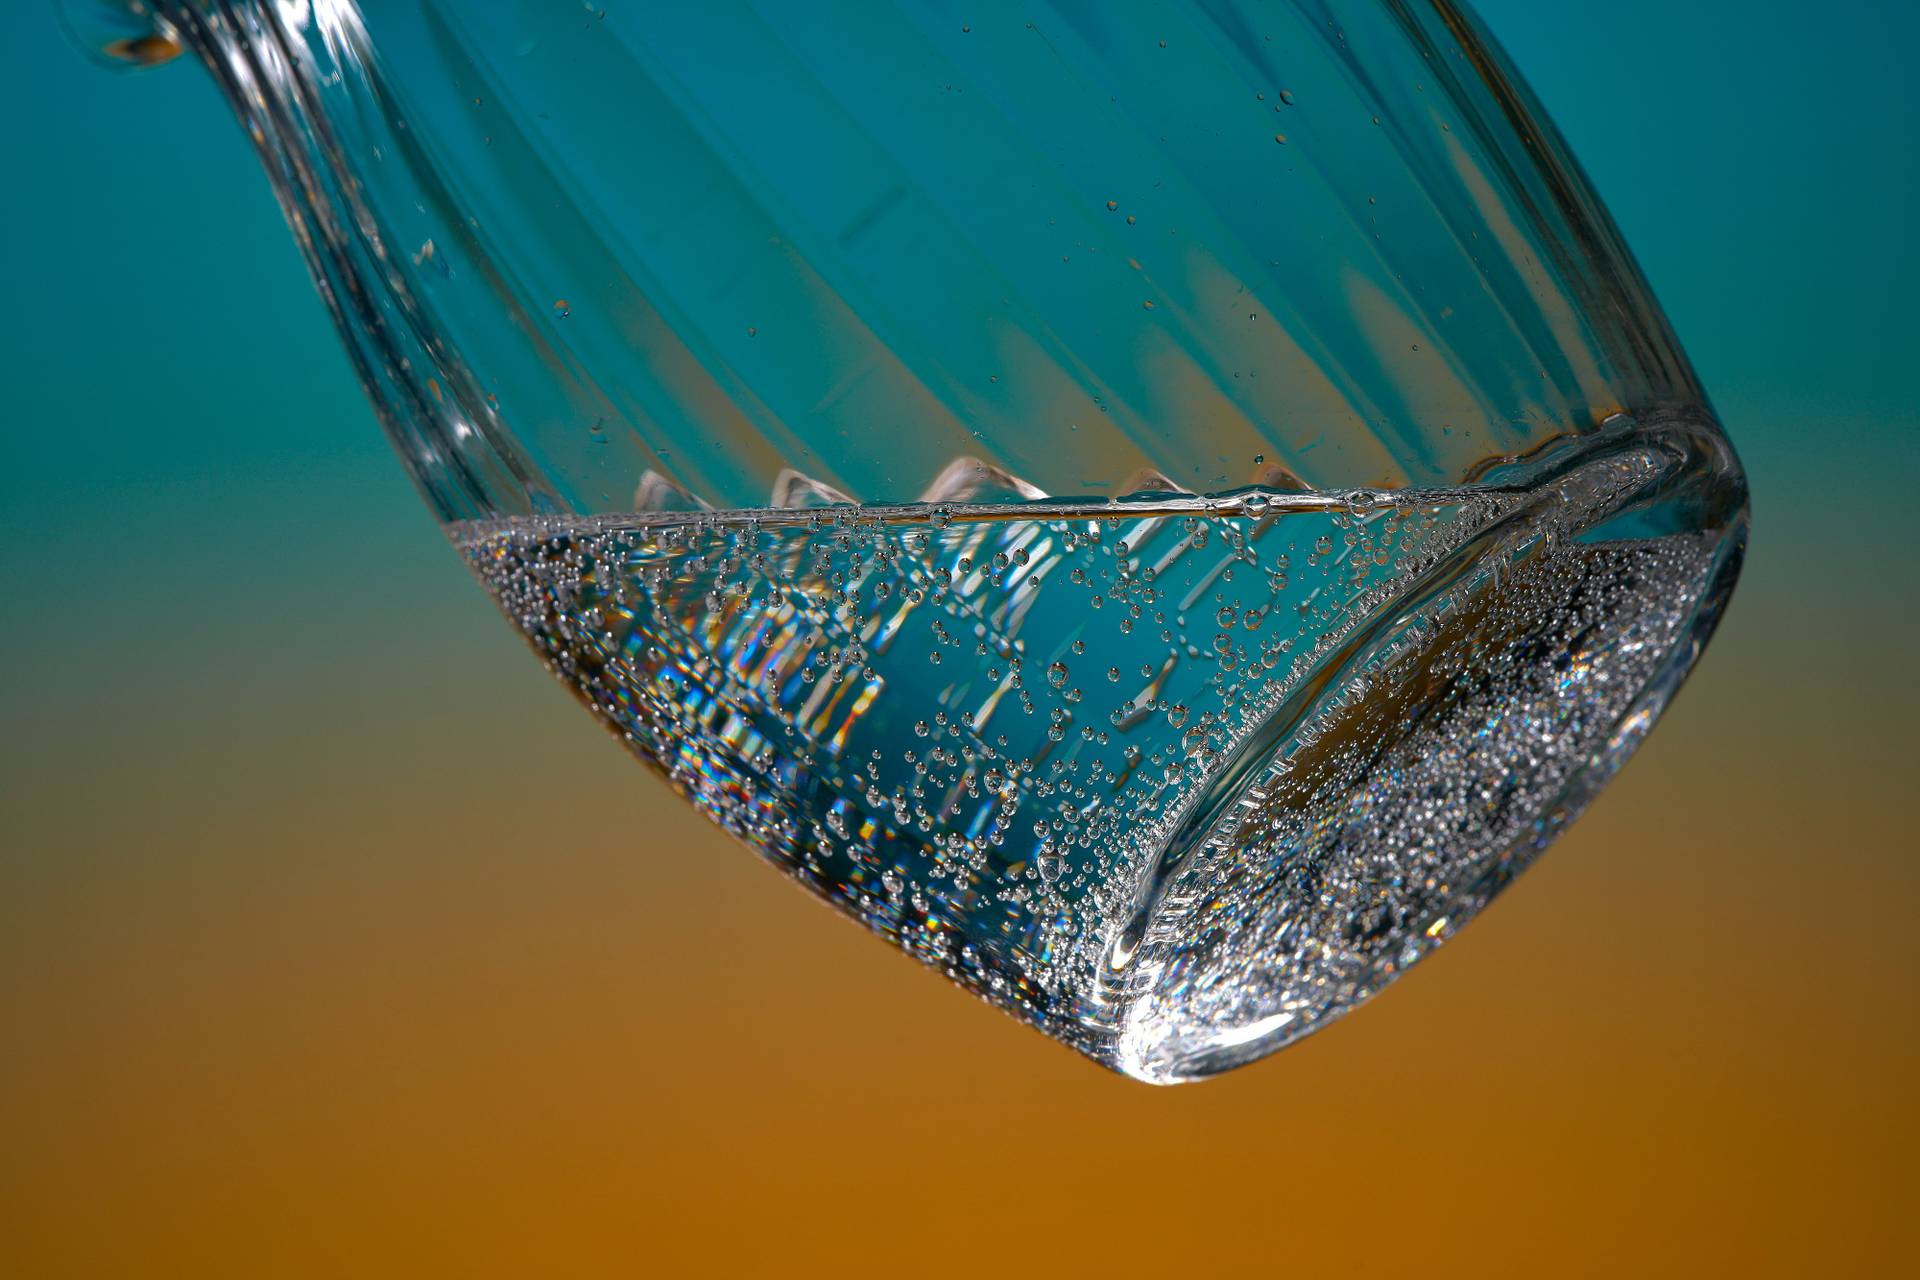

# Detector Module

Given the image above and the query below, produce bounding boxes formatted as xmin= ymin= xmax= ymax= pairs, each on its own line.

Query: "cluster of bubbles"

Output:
xmin=453 ymin=443 xmax=1722 ymax=1074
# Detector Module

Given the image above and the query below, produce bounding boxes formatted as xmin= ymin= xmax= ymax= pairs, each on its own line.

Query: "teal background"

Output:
xmin=3 ymin=3 xmax=1916 ymax=1274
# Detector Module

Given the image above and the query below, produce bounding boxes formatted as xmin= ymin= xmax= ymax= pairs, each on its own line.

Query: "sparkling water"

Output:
xmin=456 ymin=430 xmax=1736 ymax=1079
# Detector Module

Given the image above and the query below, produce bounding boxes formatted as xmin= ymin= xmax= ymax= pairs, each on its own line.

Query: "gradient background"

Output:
xmin=3 ymin=2 xmax=1915 ymax=1274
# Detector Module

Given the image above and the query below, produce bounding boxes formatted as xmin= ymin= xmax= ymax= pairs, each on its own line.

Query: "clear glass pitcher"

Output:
xmin=72 ymin=0 xmax=1747 ymax=1081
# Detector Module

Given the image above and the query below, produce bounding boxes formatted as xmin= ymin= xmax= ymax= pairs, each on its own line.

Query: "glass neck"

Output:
xmin=80 ymin=0 xmax=554 ymax=521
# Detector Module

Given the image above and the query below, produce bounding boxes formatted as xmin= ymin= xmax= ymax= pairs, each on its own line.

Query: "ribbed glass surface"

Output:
xmin=167 ymin=0 xmax=1703 ymax=520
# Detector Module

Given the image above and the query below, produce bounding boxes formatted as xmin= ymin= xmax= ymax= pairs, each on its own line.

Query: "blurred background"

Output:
xmin=2 ymin=1 xmax=1914 ymax=1274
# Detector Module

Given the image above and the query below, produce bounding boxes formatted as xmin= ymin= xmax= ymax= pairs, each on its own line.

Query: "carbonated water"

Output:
xmin=457 ymin=429 xmax=1736 ymax=1080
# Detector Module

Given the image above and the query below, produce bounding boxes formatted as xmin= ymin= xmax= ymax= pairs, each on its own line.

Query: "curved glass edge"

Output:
xmin=1101 ymin=419 xmax=1749 ymax=1082
xmin=154 ymin=0 xmax=554 ymax=521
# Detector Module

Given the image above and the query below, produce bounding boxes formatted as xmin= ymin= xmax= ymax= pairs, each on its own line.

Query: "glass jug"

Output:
xmin=70 ymin=0 xmax=1747 ymax=1081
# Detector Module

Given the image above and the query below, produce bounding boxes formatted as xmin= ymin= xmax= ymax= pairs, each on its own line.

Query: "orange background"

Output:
xmin=7 ymin=548 xmax=1912 ymax=1274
